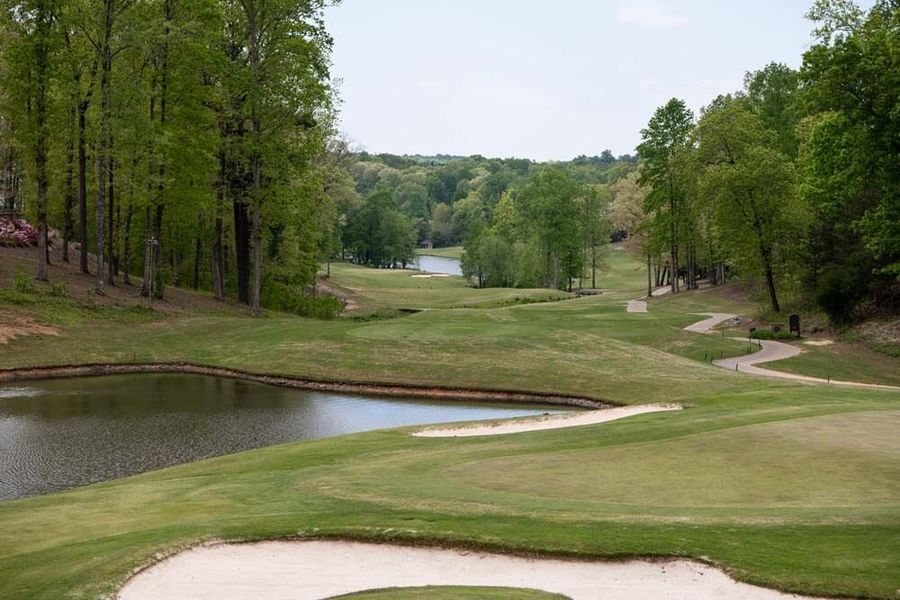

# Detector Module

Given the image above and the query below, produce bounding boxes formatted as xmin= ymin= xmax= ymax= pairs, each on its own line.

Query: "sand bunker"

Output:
xmin=117 ymin=540 xmax=823 ymax=600
xmin=414 ymin=404 xmax=680 ymax=438
xmin=411 ymin=273 xmax=451 ymax=278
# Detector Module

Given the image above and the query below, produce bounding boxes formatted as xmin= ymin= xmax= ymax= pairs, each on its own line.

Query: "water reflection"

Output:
xmin=412 ymin=255 xmax=463 ymax=276
xmin=0 ymin=374 xmax=563 ymax=500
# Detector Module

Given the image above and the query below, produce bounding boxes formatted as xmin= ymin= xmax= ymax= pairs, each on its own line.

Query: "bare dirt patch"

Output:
xmin=0 ymin=318 xmax=59 ymax=344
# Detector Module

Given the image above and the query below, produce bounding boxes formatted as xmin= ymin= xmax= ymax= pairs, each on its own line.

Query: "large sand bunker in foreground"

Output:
xmin=118 ymin=540 xmax=823 ymax=600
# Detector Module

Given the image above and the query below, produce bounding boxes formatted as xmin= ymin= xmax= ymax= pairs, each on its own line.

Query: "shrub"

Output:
xmin=49 ymin=282 xmax=67 ymax=297
xmin=750 ymin=329 xmax=796 ymax=341
xmin=816 ymin=265 xmax=866 ymax=324
xmin=261 ymin=282 xmax=344 ymax=319
xmin=12 ymin=270 xmax=33 ymax=293
xmin=0 ymin=218 xmax=38 ymax=247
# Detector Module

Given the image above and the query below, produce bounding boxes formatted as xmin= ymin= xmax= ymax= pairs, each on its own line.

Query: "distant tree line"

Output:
xmin=339 ymin=152 xmax=629 ymax=284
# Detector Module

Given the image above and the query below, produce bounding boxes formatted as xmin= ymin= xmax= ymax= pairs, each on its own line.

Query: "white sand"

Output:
xmin=413 ymin=404 xmax=681 ymax=438
xmin=117 ymin=540 xmax=824 ymax=600
xmin=625 ymin=299 xmax=647 ymax=313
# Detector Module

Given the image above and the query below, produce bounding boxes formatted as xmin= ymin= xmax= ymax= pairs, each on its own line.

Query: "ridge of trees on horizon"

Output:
xmin=338 ymin=151 xmax=634 ymax=289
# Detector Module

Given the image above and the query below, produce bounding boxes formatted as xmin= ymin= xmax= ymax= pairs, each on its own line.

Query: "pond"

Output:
xmin=0 ymin=374 xmax=565 ymax=500
xmin=412 ymin=254 xmax=463 ymax=276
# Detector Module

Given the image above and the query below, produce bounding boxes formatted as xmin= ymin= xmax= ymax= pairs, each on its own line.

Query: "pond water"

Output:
xmin=412 ymin=254 xmax=463 ymax=276
xmin=0 ymin=374 xmax=564 ymax=501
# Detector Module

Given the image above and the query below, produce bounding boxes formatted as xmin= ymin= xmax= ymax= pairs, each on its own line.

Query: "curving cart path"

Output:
xmin=118 ymin=540 xmax=826 ymax=600
xmin=686 ymin=313 xmax=900 ymax=391
xmin=625 ymin=286 xmax=671 ymax=313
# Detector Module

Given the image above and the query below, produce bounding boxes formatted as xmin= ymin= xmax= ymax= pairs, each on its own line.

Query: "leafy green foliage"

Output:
xmin=260 ymin=282 xmax=343 ymax=319
xmin=343 ymin=192 xmax=416 ymax=268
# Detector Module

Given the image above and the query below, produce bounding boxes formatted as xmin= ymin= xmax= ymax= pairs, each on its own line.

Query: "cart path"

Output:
xmin=117 ymin=540 xmax=826 ymax=600
xmin=684 ymin=312 xmax=900 ymax=391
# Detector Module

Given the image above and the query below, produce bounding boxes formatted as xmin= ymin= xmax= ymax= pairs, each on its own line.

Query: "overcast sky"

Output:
xmin=324 ymin=1 xmax=870 ymax=161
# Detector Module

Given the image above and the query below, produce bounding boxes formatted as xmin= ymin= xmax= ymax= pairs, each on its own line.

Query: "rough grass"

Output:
xmin=414 ymin=247 xmax=464 ymax=260
xmin=331 ymin=587 xmax=569 ymax=599
xmin=326 ymin=262 xmax=571 ymax=314
xmin=764 ymin=340 xmax=900 ymax=386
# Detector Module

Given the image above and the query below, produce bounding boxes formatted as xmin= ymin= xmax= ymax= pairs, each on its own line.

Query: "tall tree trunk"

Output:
xmin=63 ymin=105 xmax=75 ymax=263
xmin=141 ymin=206 xmax=153 ymax=296
xmin=107 ymin=155 xmax=116 ymax=285
xmin=153 ymin=204 xmax=165 ymax=298
xmin=141 ymin=93 xmax=156 ymax=298
xmin=647 ymin=253 xmax=652 ymax=297
xmin=250 ymin=173 xmax=262 ymax=313
xmin=34 ymin=1 xmax=51 ymax=282
xmin=193 ymin=214 xmax=202 ymax=290
xmin=151 ymin=0 xmax=171 ymax=300
xmin=78 ymin=104 xmax=89 ymax=273
xmin=233 ymin=201 xmax=250 ymax=304
xmin=211 ymin=155 xmax=225 ymax=301
xmin=122 ymin=202 xmax=133 ymax=285
xmin=248 ymin=1 xmax=263 ymax=314
xmin=94 ymin=0 xmax=114 ymax=294
xmin=761 ymin=246 xmax=780 ymax=313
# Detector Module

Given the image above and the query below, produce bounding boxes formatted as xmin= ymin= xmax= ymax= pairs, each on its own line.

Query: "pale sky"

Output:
xmin=324 ymin=1 xmax=872 ymax=161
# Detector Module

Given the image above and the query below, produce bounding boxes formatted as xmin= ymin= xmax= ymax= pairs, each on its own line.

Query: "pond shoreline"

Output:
xmin=0 ymin=362 xmax=609 ymax=409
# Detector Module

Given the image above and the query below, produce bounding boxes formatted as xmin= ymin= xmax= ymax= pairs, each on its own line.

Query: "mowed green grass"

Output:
xmin=415 ymin=246 xmax=464 ymax=259
xmin=327 ymin=262 xmax=571 ymax=313
xmin=0 ymin=249 xmax=898 ymax=599
xmin=332 ymin=587 xmax=569 ymax=599
xmin=764 ymin=341 xmax=900 ymax=386
xmin=0 ymin=384 xmax=896 ymax=599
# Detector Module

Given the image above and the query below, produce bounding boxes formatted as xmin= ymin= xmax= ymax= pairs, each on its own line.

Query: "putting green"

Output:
xmin=447 ymin=411 xmax=900 ymax=509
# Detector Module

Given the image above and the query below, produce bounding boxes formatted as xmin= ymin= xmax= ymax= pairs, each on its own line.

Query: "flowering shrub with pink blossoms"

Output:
xmin=0 ymin=218 xmax=39 ymax=247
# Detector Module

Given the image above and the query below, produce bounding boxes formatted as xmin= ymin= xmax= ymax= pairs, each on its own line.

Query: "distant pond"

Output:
xmin=412 ymin=254 xmax=463 ymax=276
xmin=0 ymin=374 xmax=565 ymax=500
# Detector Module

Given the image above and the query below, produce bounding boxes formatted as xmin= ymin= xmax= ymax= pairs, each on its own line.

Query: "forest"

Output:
xmin=0 ymin=0 xmax=337 ymax=315
xmin=1 ymin=0 xmax=899 ymax=325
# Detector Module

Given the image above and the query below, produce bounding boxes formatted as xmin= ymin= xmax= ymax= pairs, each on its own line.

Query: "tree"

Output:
xmin=695 ymin=100 xmax=798 ymax=313
xmin=430 ymin=202 xmax=454 ymax=246
xmin=344 ymin=191 xmax=415 ymax=268
xmin=579 ymin=185 xmax=611 ymax=290
xmin=637 ymin=98 xmax=694 ymax=294
xmin=1 ymin=0 xmax=58 ymax=281
xmin=224 ymin=0 xmax=333 ymax=313
xmin=516 ymin=167 xmax=583 ymax=290
xmin=611 ymin=170 xmax=654 ymax=296
xmin=461 ymin=231 xmax=514 ymax=288
xmin=802 ymin=0 xmax=900 ymax=289
xmin=743 ymin=63 xmax=801 ymax=156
